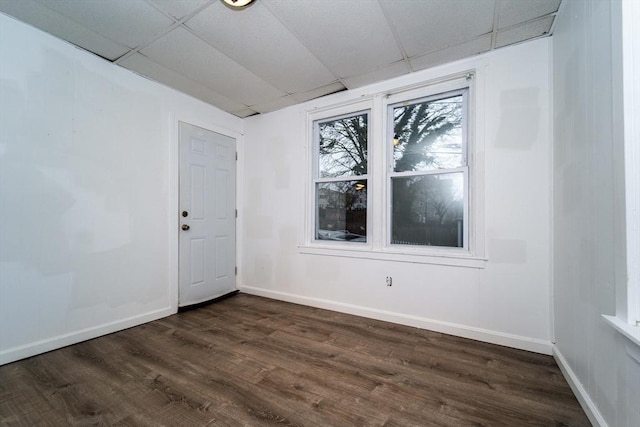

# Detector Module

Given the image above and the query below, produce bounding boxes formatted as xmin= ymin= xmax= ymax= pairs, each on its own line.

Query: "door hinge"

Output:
xmin=235 ymin=266 xmax=238 ymax=275
xmin=236 ymin=152 xmax=238 ymax=161
xmin=235 ymin=209 xmax=238 ymax=218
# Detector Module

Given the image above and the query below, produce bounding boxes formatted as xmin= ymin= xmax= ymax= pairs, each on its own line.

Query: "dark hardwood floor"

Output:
xmin=0 ymin=294 xmax=590 ymax=426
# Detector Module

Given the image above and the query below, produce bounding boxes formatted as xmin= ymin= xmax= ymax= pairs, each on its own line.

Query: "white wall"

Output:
xmin=552 ymin=1 xmax=640 ymax=426
xmin=0 ymin=14 xmax=243 ymax=364
xmin=240 ymin=38 xmax=553 ymax=354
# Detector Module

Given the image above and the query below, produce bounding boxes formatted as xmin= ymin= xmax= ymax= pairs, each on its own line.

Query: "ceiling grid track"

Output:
xmin=0 ymin=0 xmax=562 ymax=117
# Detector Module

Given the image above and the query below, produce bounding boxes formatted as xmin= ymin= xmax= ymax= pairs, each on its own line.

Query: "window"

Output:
xmin=388 ymin=90 xmax=468 ymax=248
xmin=604 ymin=0 xmax=640 ymax=342
xmin=306 ymin=72 xmax=482 ymax=266
xmin=313 ymin=110 xmax=369 ymax=243
xmin=621 ymin=0 xmax=640 ymax=330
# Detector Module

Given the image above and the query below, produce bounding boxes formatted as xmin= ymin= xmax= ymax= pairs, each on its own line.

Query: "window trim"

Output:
xmin=298 ymin=244 xmax=487 ymax=268
xmin=603 ymin=0 xmax=639 ymax=344
xmin=301 ymin=70 xmax=486 ymax=268
xmin=622 ymin=0 xmax=640 ymax=330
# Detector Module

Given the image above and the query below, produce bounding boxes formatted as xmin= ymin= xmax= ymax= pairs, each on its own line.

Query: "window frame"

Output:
xmin=385 ymin=88 xmax=470 ymax=252
xmin=603 ymin=0 xmax=640 ymax=344
xmin=622 ymin=0 xmax=640 ymax=331
xmin=310 ymin=102 xmax=373 ymax=248
xmin=301 ymin=71 xmax=485 ymax=268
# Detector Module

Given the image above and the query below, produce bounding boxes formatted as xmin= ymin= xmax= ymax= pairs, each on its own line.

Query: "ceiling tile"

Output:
xmin=140 ymin=26 xmax=285 ymax=106
xmin=292 ymin=82 xmax=347 ymax=103
xmin=250 ymin=95 xmax=298 ymax=114
xmin=186 ymin=1 xmax=336 ymax=94
xmin=233 ymin=108 xmax=259 ymax=118
xmin=0 ymin=0 xmax=129 ymax=60
xmin=265 ymin=0 xmax=402 ymax=79
xmin=342 ymin=60 xmax=409 ymax=89
xmin=495 ymin=16 xmax=554 ymax=49
xmin=498 ymin=0 xmax=561 ymax=29
xmin=118 ymin=52 xmax=248 ymax=113
xmin=33 ymin=0 xmax=174 ymax=48
xmin=380 ymin=0 xmax=495 ymax=58
xmin=146 ymin=0 xmax=212 ymax=20
xmin=2 ymin=0 xmax=561 ymax=117
xmin=410 ymin=35 xmax=492 ymax=72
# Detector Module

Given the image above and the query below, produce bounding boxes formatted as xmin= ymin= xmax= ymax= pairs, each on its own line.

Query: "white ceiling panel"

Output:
xmin=140 ymin=26 xmax=285 ymax=106
xmin=186 ymin=1 xmax=336 ymax=93
xmin=342 ymin=60 xmax=409 ymax=89
xmin=292 ymin=82 xmax=346 ymax=103
xmin=33 ymin=0 xmax=174 ymax=48
xmin=495 ymin=16 xmax=554 ymax=49
xmin=498 ymin=0 xmax=561 ymax=29
xmin=0 ymin=0 xmax=129 ymax=60
xmin=233 ymin=108 xmax=259 ymax=118
xmin=250 ymin=95 xmax=299 ymax=114
xmin=410 ymin=35 xmax=492 ymax=72
xmin=0 ymin=0 xmax=563 ymax=117
xmin=265 ymin=0 xmax=402 ymax=79
xmin=146 ymin=0 xmax=213 ymax=20
xmin=380 ymin=0 xmax=494 ymax=57
xmin=119 ymin=52 xmax=248 ymax=113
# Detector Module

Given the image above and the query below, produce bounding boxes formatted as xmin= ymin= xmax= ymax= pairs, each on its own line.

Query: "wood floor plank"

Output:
xmin=0 ymin=294 xmax=591 ymax=426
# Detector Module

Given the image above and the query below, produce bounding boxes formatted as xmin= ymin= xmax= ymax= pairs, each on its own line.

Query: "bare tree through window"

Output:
xmin=315 ymin=112 xmax=368 ymax=242
xmin=390 ymin=92 xmax=466 ymax=247
xmin=312 ymin=89 xmax=467 ymax=248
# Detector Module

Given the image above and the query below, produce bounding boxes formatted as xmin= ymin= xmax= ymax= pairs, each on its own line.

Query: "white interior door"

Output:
xmin=179 ymin=122 xmax=236 ymax=307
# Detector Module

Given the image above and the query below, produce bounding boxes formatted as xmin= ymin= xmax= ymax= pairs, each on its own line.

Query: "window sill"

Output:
xmin=602 ymin=315 xmax=640 ymax=347
xmin=298 ymin=244 xmax=486 ymax=268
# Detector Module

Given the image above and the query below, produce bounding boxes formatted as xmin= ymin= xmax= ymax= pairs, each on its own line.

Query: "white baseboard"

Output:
xmin=239 ymin=286 xmax=553 ymax=355
xmin=0 ymin=306 xmax=175 ymax=365
xmin=553 ymin=345 xmax=607 ymax=427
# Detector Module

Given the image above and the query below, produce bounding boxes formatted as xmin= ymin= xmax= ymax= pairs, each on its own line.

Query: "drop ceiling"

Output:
xmin=0 ymin=0 xmax=562 ymax=118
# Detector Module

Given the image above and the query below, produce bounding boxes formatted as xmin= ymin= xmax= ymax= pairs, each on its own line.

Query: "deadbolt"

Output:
xmin=182 ymin=211 xmax=188 ymax=217
xmin=181 ymin=224 xmax=190 ymax=231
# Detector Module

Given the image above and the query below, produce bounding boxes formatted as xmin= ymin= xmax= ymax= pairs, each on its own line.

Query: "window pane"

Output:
xmin=392 ymin=94 xmax=463 ymax=172
xmin=316 ymin=180 xmax=367 ymax=242
xmin=318 ymin=113 xmax=368 ymax=178
xmin=391 ymin=173 xmax=464 ymax=247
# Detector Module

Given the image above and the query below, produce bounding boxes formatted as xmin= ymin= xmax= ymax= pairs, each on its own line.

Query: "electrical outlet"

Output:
xmin=386 ymin=276 xmax=392 ymax=286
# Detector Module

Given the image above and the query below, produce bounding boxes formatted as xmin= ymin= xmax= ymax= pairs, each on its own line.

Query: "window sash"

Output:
xmin=312 ymin=109 xmax=371 ymax=244
xmin=314 ymin=179 xmax=368 ymax=243
xmin=389 ymin=166 xmax=467 ymax=179
xmin=388 ymin=168 xmax=468 ymax=249
xmin=315 ymin=174 xmax=370 ymax=184
xmin=387 ymin=88 xmax=469 ymax=172
xmin=386 ymin=88 xmax=470 ymax=251
xmin=313 ymin=109 xmax=370 ymax=180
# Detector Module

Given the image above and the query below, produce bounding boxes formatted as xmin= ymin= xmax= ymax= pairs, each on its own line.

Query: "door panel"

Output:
xmin=179 ymin=122 xmax=236 ymax=307
xmin=215 ymin=236 xmax=229 ymax=279
xmin=190 ymin=165 xmax=206 ymax=219
xmin=190 ymin=238 xmax=205 ymax=285
xmin=215 ymin=169 xmax=229 ymax=219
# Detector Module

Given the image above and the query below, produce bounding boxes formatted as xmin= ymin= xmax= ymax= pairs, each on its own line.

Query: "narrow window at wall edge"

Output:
xmin=387 ymin=88 xmax=469 ymax=250
xmin=313 ymin=110 xmax=370 ymax=244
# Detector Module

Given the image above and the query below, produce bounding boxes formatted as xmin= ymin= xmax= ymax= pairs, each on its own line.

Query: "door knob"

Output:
xmin=181 ymin=224 xmax=190 ymax=231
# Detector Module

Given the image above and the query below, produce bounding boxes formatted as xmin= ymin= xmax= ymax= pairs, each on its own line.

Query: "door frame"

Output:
xmin=169 ymin=114 xmax=243 ymax=312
